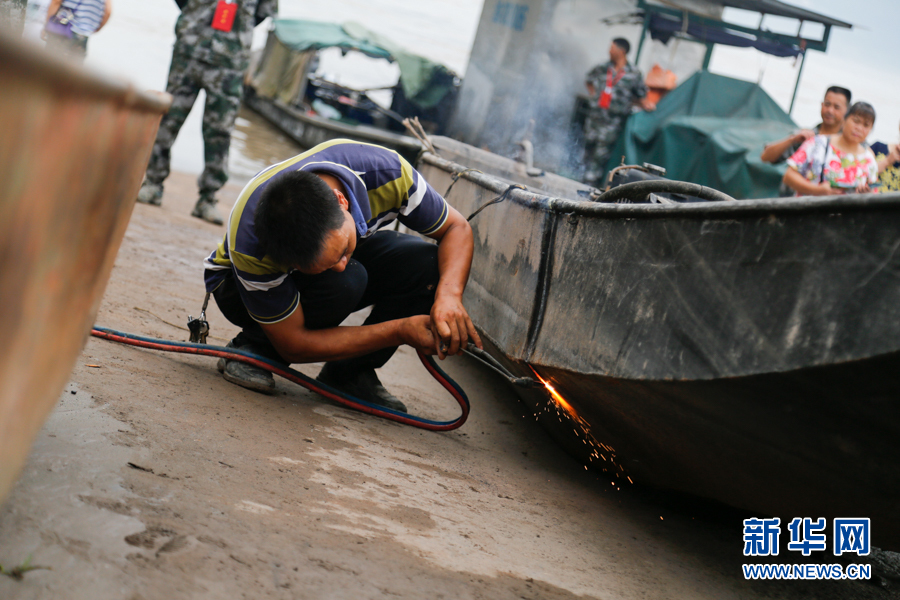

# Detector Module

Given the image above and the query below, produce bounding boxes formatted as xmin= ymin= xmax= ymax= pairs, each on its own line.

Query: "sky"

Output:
xmin=46 ymin=0 xmax=900 ymax=174
xmin=63 ymin=0 xmax=485 ymax=176
xmin=708 ymin=0 xmax=900 ymax=143
xmin=787 ymin=0 xmax=896 ymax=74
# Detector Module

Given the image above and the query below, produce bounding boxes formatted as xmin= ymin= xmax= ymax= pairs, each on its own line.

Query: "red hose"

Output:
xmin=90 ymin=327 xmax=469 ymax=431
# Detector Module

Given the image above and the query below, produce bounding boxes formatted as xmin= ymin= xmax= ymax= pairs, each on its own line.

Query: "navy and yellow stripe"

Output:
xmin=203 ymin=139 xmax=448 ymax=324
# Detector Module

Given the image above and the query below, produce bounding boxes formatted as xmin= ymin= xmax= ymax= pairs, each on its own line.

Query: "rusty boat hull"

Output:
xmin=417 ymin=136 xmax=900 ymax=549
xmin=0 ymin=36 xmax=169 ymax=502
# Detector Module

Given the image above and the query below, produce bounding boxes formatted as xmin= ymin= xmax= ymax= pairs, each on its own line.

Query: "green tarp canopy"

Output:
xmin=609 ymin=71 xmax=798 ymax=199
xmin=272 ymin=19 xmax=457 ymax=109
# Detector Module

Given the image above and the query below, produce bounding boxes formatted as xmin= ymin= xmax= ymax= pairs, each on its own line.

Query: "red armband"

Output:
xmin=211 ymin=0 xmax=237 ymax=32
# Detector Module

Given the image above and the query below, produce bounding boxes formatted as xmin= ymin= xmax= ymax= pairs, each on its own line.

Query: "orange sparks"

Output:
xmin=527 ymin=365 xmax=632 ymax=485
xmin=528 ymin=366 xmax=575 ymax=414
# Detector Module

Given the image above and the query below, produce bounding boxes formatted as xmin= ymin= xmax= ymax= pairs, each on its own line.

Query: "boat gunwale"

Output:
xmin=421 ymin=151 xmax=900 ymax=218
xmin=0 ymin=35 xmax=171 ymax=114
xmin=262 ymin=95 xmax=423 ymax=150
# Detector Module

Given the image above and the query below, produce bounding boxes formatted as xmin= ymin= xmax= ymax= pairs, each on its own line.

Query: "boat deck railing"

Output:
xmin=421 ymin=151 xmax=900 ymax=219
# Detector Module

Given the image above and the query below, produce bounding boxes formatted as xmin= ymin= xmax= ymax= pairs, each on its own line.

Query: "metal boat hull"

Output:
xmin=0 ymin=36 xmax=169 ymax=503
xmin=418 ymin=136 xmax=900 ymax=548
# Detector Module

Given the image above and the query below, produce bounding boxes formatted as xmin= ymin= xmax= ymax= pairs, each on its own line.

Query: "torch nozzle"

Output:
xmin=462 ymin=344 xmax=541 ymax=388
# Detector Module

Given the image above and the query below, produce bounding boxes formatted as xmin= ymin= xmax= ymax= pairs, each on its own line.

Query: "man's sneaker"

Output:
xmin=136 ymin=182 xmax=163 ymax=206
xmin=191 ymin=199 xmax=224 ymax=225
xmin=316 ymin=363 xmax=408 ymax=413
xmin=217 ymin=342 xmax=276 ymax=395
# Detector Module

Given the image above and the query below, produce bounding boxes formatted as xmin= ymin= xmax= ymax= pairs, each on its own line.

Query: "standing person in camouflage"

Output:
xmin=582 ymin=38 xmax=655 ymax=187
xmin=136 ymin=0 xmax=277 ymax=225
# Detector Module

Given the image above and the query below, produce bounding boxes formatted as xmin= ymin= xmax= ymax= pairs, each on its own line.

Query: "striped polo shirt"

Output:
xmin=203 ymin=139 xmax=449 ymax=324
xmin=59 ymin=0 xmax=106 ymax=36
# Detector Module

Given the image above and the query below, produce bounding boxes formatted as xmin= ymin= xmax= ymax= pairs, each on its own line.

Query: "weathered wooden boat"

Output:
xmin=418 ymin=135 xmax=900 ymax=549
xmin=244 ymin=19 xmax=460 ymax=161
xmin=244 ymin=87 xmax=421 ymax=163
xmin=0 ymin=35 xmax=170 ymax=503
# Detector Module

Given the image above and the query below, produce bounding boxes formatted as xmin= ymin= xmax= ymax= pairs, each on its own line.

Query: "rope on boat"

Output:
xmin=89 ymin=326 xmax=470 ymax=432
xmin=466 ymin=184 xmax=527 ymax=221
xmin=593 ymin=179 xmax=736 ymax=204
xmin=444 ymin=168 xmax=484 ymax=198
xmin=402 ymin=117 xmax=437 ymax=155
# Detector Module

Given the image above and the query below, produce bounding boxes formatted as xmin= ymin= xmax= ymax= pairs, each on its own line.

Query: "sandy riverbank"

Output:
xmin=1 ymin=171 xmax=896 ymax=599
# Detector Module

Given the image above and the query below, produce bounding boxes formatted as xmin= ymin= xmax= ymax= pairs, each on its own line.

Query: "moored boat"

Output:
xmin=244 ymin=19 xmax=461 ymax=161
xmin=418 ymin=135 xmax=900 ymax=549
xmin=243 ymin=87 xmax=422 ymax=163
xmin=0 ymin=35 xmax=170 ymax=503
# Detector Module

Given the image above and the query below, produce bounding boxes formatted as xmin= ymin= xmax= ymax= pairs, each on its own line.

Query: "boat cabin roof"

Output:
xmin=716 ymin=0 xmax=851 ymax=28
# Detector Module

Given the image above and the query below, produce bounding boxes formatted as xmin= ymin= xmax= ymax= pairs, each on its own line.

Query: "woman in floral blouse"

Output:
xmin=784 ymin=102 xmax=878 ymax=196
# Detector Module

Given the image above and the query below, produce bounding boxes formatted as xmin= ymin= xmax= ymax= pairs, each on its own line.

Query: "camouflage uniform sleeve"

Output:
xmin=255 ymin=0 xmax=277 ymax=26
xmin=632 ymin=68 xmax=648 ymax=100
xmin=585 ymin=63 xmax=608 ymax=104
xmin=585 ymin=64 xmax=604 ymax=87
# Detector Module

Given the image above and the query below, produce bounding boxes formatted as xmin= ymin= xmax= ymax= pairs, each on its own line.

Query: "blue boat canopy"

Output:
xmin=648 ymin=13 xmax=802 ymax=58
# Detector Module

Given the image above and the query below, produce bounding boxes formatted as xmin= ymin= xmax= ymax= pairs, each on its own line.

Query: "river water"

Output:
xmin=21 ymin=0 xmax=898 ymax=184
xmin=49 ymin=0 xmax=484 ymax=186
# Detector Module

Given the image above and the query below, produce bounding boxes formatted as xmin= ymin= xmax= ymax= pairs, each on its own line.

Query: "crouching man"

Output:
xmin=203 ymin=139 xmax=482 ymax=412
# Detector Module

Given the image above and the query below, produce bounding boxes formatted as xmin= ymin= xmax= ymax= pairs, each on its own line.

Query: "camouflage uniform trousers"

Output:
xmin=145 ymin=52 xmax=243 ymax=206
xmin=582 ymin=109 xmax=627 ymax=188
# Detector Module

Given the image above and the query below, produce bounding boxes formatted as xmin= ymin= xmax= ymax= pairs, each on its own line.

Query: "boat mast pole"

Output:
xmin=788 ymin=49 xmax=806 ymax=116
xmin=702 ymin=43 xmax=713 ymax=70
xmin=634 ymin=10 xmax=650 ymax=66
xmin=788 ymin=19 xmax=809 ymax=117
